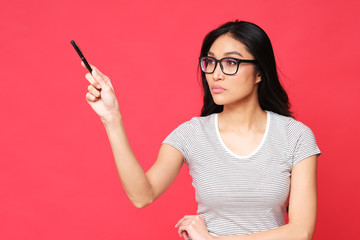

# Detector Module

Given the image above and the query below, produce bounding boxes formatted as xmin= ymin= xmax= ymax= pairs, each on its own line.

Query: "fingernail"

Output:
xmin=92 ymin=70 xmax=98 ymax=77
xmin=96 ymin=84 xmax=101 ymax=89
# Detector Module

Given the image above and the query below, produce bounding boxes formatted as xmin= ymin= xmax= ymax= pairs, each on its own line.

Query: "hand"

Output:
xmin=83 ymin=62 xmax=120 ymax=123
xmin=175 ymin=215 xmax=214 ymax=240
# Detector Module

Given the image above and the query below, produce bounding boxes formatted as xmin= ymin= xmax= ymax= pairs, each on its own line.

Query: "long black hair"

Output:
xmin=200 ymin=20 xmax=292 ymax=117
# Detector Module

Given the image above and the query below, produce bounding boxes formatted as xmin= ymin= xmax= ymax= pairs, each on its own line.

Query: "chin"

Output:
xmin=212 ymin=98 xmax=231 ymax=106
xmin=212 ymin=94 xmax=232 ymax=105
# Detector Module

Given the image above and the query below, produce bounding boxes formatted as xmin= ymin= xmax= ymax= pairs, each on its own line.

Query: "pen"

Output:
xmin=70 ymin=40 xmax=93 ymax=73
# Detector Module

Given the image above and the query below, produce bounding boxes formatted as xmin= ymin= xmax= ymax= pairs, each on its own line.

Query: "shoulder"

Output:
xmin=163 ymin=114 xmax=216 ymax=144
xmin=269 ymin=111 xmax=314 ymax=136
xmin=269 ymin=111 xmax=320 ymax=163
xmin=162 ymin=114 xmax=216 ymax=159
xmin=172 ymin=114 xmax=215 ymax=132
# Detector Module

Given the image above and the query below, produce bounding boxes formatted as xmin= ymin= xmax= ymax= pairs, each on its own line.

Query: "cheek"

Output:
xmin=205 ymin=74 xmax=211 ymax=82
xmin=227 ymin=75 xmax=258 ymax=96
xmin=235 ymin=68 xmax=258 ymax=85
xmin=237 ymin=66 xmax=256 ymax=78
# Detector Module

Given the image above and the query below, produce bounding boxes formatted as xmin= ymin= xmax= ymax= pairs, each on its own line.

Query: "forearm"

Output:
xmin=103 ymin=114 xmax=154 ymax=208
xmin=214 ymin=223 xmax=313 ymax=240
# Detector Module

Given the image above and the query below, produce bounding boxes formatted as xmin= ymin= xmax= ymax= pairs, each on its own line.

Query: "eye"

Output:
xmin=224 ymin=59 xmax=237 ymax=66
xmin=205 ymin=58 xmax=215 ymax=65
xmin=202 ymin=57 xmax=215 ymax=68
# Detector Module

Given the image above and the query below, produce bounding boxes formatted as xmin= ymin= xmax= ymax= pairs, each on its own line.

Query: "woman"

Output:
xmin=83 ymin=21 xmax=321 ymax=240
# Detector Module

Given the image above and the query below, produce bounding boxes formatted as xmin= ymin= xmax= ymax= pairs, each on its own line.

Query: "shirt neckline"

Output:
xmin=214 ymin=111 xmax=271 ymax=159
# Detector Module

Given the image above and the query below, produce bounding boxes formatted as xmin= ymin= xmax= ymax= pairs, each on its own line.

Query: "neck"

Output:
xmin=219 ymin=101 xmax=266 ymax=132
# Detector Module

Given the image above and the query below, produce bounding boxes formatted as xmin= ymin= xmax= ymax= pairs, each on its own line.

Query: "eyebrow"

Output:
xmin=208 ymin=51 xmax=243 ymax=57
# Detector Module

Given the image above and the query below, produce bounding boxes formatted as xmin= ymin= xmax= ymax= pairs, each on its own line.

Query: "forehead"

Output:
xmin=208 ymin=34 xmax=253 ymax=58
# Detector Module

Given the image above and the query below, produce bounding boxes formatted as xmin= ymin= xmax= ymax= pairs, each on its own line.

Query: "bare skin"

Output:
xmin=83 ymin=34 xmax=318 ymax=240
xmin=84 ymin=63 xmax=184 ymax=208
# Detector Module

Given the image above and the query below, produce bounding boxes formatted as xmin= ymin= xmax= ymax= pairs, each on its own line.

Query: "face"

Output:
xmin=206 ymin=34 xmax=261 ymax=107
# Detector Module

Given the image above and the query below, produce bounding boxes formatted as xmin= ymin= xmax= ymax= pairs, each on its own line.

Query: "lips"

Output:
xmin=211 ymin=85 xmax=226 ymax=93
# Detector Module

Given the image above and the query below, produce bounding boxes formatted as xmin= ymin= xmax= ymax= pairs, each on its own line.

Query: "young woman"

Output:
xmin=83 ymin=21 xmax=321 ymax=240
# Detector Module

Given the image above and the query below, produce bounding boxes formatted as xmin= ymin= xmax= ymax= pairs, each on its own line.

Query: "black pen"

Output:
xmin=70 ymin=40 xmax=93 ymax=74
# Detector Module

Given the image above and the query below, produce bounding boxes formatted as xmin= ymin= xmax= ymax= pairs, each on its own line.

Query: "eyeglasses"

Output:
xmin=199 ymin=56 xmax=258 ymax=75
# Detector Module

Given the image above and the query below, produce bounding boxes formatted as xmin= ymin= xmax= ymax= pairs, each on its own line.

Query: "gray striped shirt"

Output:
xmin=163 ymin=111 xmax=321 ymax=236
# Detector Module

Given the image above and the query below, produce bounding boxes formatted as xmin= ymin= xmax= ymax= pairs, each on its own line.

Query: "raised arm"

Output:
xmin=84 ymin=63 xmax=184 ymax=208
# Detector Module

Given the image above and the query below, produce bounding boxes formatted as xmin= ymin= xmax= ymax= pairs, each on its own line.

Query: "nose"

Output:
xmin=212 ymin=63 xmax=224 ymax=81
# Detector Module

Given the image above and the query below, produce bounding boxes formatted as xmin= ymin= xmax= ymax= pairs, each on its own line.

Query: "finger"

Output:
xmin=85 ymin=72 xmax=101 ymax=88
xmin=92 ymin=69 xmax=112 ymax=90
xmin=81 ymin=62 xmax=106 ymax=79
xmin=81 ymin=62 xmax=105 ymax=76
xmin=88 ymin=85 xmax=101 ymax=98
xmin=81 ymin=62 xmax=111 ymax=88
xmin=88 ymin=64 xmax=108 ymax=78
xmin=102 ymin=75 xmax=113 ymax=88
xmin=178 ymin=229 xmax=189 ymax=239
xmin=178 ymin=225 xmax=191 ymax=240
xmin=175 ymin=215 xmax=193 ymax=228
xmin=86 ymin=92 xmax=98 ymax=102
xmin=177 ymin=219 xmax=192 ymax=233
xmin=81 ymin=61 xmax=100 ymax=74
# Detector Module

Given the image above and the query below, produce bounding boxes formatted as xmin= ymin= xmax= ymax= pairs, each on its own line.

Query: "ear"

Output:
xmin=255 ymin=71 xmax=262 ymax=84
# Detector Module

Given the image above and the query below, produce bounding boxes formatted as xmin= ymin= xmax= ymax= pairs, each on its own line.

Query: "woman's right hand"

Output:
xmin=82 ymin=64 xmax=185 ymax=209
xmin=83 ymin=62 xmax=121 ymax=123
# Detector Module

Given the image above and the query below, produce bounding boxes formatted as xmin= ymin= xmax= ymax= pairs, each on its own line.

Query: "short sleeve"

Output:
xmin=162 ymin=119 xmax=197 ymax=162
xmin=292 ymin=124 xmax=321 ymax=168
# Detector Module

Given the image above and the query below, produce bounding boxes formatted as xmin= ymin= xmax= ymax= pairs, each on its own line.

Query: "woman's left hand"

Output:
xmin=175 ymin=215 xmax=214 ymax=240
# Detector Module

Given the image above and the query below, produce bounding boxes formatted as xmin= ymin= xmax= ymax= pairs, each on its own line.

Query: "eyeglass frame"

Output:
xmin=199 ymin=56 xmax=258 ymax=75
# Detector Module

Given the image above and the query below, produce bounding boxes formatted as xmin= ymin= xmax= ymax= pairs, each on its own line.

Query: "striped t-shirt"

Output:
xmin=163 ymin=111 xmax=321 ymax=236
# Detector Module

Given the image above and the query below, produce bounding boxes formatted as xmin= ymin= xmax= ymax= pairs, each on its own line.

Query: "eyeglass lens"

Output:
xmin=200 ymin=57 xmax=238 ymax=75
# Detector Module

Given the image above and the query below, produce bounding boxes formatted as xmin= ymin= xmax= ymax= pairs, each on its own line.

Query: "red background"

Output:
xmin=1 ymin=0 xmax=359 ymax=239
